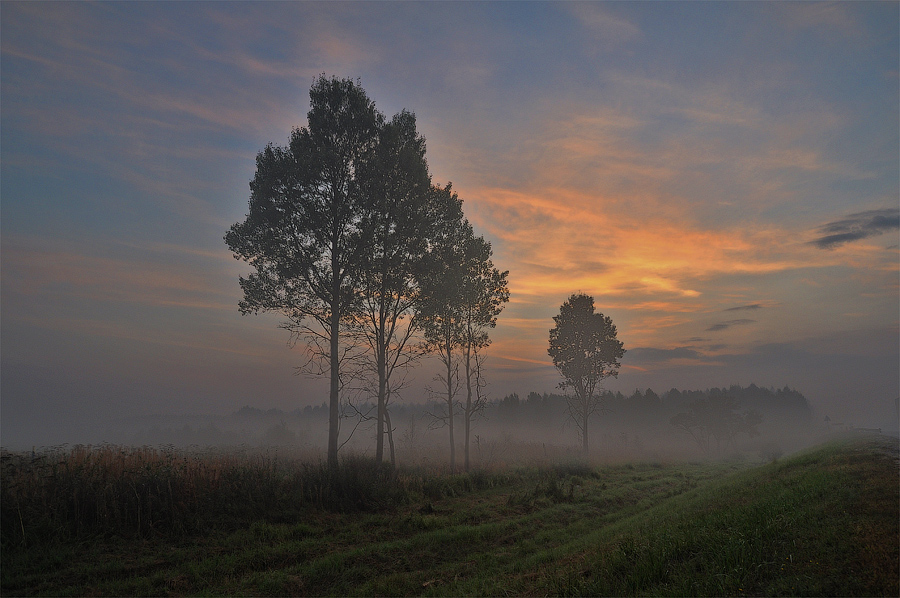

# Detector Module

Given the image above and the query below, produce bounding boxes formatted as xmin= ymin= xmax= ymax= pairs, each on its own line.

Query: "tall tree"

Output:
xmin=417 ymin=186 xmax=467 ymax=470
xmin=418 ymin=194 xmax=508 ymax=470
xmin=548 ymin=293 xmax=625 ymax=454
xmin=457 ymin=234 xmax=509 ymax=471
xmin=225 ymin=76 xmax=380 ymax=468
xmin=347 ymin=109 xmax=438 ymax=465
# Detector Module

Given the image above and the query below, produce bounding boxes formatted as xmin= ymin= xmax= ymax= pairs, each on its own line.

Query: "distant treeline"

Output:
xmin=494 ymin=384 xmax=811 ymax=427
xmin=229 ymin=384 xmax=815 ymax=456
xmin=237 ymin=383 xmax=811 ymax=427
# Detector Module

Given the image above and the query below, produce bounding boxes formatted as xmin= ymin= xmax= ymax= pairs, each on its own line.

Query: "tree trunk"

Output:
xmin=375 ymin=245 xmax=389 ymax=464
xmin=464 ymin=414 xmax=470 ymax=471
xmin=328 ymin=296 xmax=340 ymax=469
xmin=375 ymin=345 xmax=386 ymax=463
xmin=582 ymin=405 xmax=589 ymax=454
xmin=447 ymin=341 xmax=456 ymax=471
xmin=464 ymin=344 xmax=472 ymax=472
xmin=385 ymin=409 xmax=396 ymax=467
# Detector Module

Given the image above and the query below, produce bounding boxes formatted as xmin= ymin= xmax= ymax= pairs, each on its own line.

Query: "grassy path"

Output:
xmin=2 ymin=437 xmax=897 ymax=596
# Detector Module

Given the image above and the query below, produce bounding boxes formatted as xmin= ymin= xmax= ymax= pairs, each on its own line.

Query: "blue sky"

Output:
xmin=2 ymin=1 xmax=898 ymax=447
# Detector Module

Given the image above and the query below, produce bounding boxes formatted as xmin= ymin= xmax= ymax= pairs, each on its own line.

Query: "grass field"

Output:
xmin=2 ymin=435 xmax=897 ymax=596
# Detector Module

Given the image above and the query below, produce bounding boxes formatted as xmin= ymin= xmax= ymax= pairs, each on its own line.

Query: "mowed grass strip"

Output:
xmin=2 ymin=437 xmax=896 ymax=596
xmin=533 ymin=437 xmax=900 ymax=597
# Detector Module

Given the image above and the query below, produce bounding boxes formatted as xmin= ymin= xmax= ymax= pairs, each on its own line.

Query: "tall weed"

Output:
xmin=0 ymin=445 xmax=512 ymax=548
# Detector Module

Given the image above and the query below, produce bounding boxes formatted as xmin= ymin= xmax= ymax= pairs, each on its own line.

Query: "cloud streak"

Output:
xmin=1 ymin=236 xmax=237 ymax=313
xmin=811 ymin=208 xmax=900 ymax=249
xmin=706 ymin=319 xmax=757 ymax=332
xmin=725 ymin=304 xmax=763 ymax=312
xmin=627 ymin=347 xmax=703 ymax=364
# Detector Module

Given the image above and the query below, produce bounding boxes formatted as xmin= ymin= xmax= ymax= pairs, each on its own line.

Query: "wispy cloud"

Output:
xmin=567 ymin=3 xmax=641 ymax=49
xmin=724 ymin=304 xmax=763 ymax=312
xmin=627 ymin=347 xmax=702 ymax=364
xmin=706 ymin=319 xmax=757 ymax=332
xmin=469 ymin=184 xmax=820 ymax=307
xmin=773 ymin=1 xmax=867 ymax=42
xmin=621 ymin=346 xmax=727 ymax=372
xmin=811 ymin=208 xmax=900 ymax=249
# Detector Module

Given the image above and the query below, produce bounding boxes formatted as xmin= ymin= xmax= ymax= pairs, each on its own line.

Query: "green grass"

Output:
xmin=538 ymin=438 xmax=899 ymax=597
xmin=2 ymin=437 xmax=897 ymax=596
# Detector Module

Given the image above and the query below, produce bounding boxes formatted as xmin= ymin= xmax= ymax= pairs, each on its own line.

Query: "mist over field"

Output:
xmin=4 ymin=384 xmax=881 ymax=470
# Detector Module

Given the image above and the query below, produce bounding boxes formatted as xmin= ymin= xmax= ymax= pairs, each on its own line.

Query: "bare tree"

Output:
xmin=458 ymin=238 xmax=509 ymax=471
xmin=463 ymin=349 xmax=491 ymax=468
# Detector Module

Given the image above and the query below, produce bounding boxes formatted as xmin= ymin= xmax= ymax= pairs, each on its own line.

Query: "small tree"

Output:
xmin=548 ymin=293 xmax=625 ymax=454
xmin=457 ymin=235 xmax=509 ymax=471
xmin=417 ymin=185 xmax=467 ymax=470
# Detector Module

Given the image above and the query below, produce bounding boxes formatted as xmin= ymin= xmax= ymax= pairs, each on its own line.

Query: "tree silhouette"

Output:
xmin=418 ymin=191 xmax=509 ymax=470
xmin=346 ymin=109 xmax=445 ymax=466
xmin=548 ymin=293 xmax=625 ymax=453
xmin=456 ymin=233 xmax=509 ymax=471
xmin=225 ymin=76 xmax=382 ymax=468
xmin=226 ymin=77 xmax=507 ymax=468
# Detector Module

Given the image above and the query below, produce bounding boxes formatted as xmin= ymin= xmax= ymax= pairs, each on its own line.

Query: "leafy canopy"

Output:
xmin=548 ymin=293 xmax=625 ymax=401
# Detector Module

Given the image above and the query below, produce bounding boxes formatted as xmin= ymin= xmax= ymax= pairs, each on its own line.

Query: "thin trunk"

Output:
xmin=385 ymin=409 xmax=396 ymax=467
xmin=448 ymin=383 xmax=455 ymax=470
xmin=463 ymin=343 xmax=472 ymax=472
xmin=328 ymin=291 xmax=340 ymax=469
xmin=327 ymin=217 xmax=341 ymax=470
xmin=375 ymin=343 xmax=386 ymax=463
xmin=582 ymin=403 xmax=589 ymax=454
xmin=375 ymin=231 xmax=389 ymax=464
xmin=447 ymin=328 xmax=455 ymax=471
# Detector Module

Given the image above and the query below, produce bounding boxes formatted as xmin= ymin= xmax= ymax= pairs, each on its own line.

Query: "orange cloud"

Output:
xmin=467 ymin=186 xmax=817 ymax=306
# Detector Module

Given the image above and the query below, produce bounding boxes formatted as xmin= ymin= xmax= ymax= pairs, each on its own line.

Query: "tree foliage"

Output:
xmin=455 ymin=231 xmax=509 ymax=471
xmin=548 ymin=293 xmax=625 ymax=453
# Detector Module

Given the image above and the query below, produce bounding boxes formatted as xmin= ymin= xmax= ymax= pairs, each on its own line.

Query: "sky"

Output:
xmin=2 ymin=1 xmax=898 ymax=447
